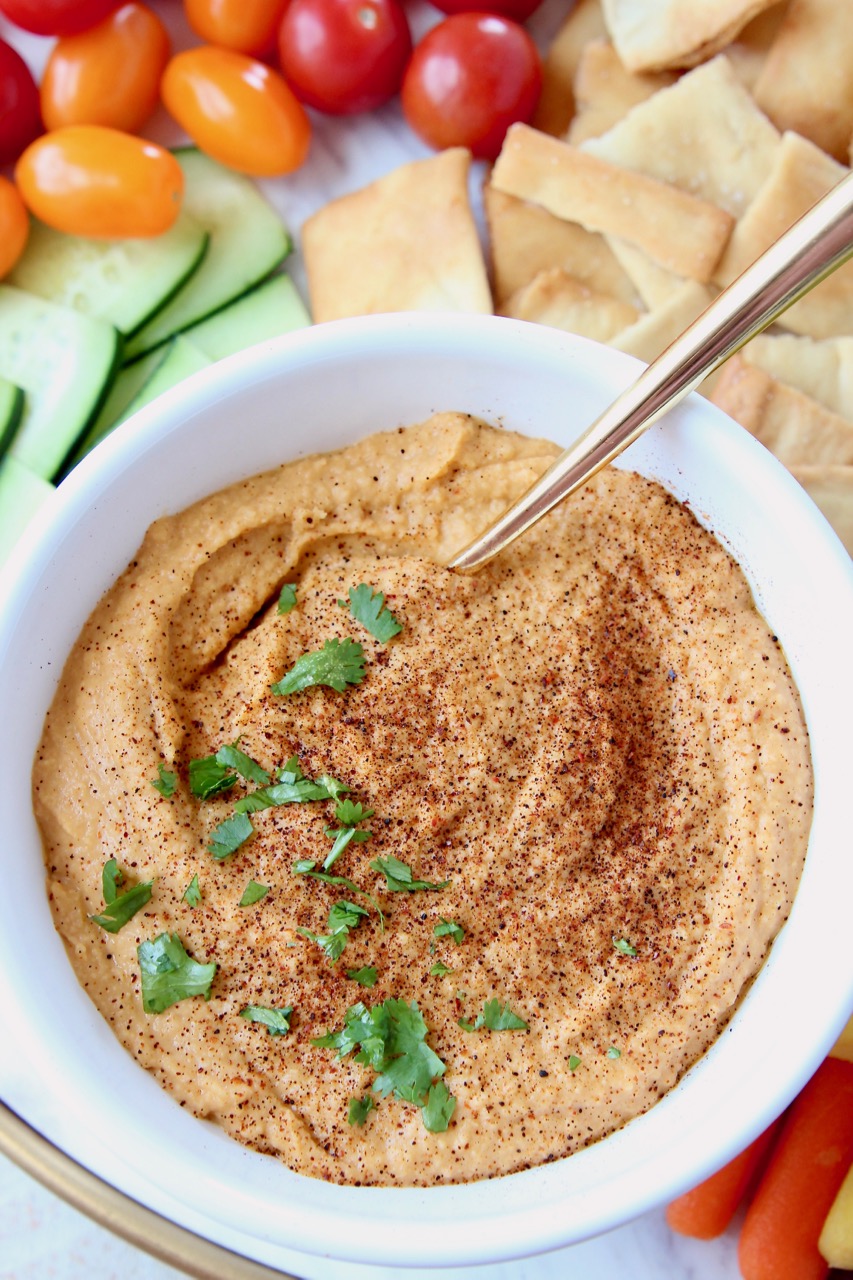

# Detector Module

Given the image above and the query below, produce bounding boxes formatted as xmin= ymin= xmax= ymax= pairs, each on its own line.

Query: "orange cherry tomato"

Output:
xmin=0 ymin=176 xmax=29 ymax=277
xmin=15 ymin=126 xmax=183 ymax=238
xmin=183 ymin=0 xmax=287 ymax=56
xmin=161 ymin=46 xmax=311 ymax=177
xmin=40 ymin=3 xmax=170 ymax=133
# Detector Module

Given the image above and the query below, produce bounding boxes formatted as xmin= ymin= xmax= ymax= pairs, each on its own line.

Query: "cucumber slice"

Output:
xmin=119 ymin=336 xmax=211 ymax=422
xmin=0 ymin=284 xmax=121 ymax=481
xmin=124 ymin=149 xmax=291 ymax=361
xmin=0 ymin=377 xmax=24 ymax=457
xmin=0 ymin=456 xmax=54 ymax=565
xmin=58 ymin=348 xmax=166 ymax=478
xmin=8 ymin=214 xmax=210 ymax=338
xmin=187 ymin=273 xmax=310 ymax=360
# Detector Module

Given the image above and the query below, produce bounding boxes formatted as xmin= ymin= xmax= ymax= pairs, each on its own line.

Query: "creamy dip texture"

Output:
xmin=34 ymin=413 xmax=812 ymax=1186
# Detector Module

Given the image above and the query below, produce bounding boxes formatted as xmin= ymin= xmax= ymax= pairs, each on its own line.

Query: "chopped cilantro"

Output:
xmin=235 ymin=765 xmax=347 ymax=813
xmin=348 ymin=1095 xmax=375 ymax=1126
xmin=613 ymin=936 xmax=638 ymax=957
xmin=182 ymin=874 xmax=201 ymax=907
xmin=347 ymin=966 xmax=378 ymax=987
xmin=459 ymin=998 xmax=528 ymax=1032
xmin=371 ymin=855 xmax=449 ymax=893
xmin=607 ymin=1045 xmax=622 ymax=1059
xmin=189 ymin=754 xmax=237 ymax=799
xmin=335 ymin=798 xmax=374 ymax=825
xmin=313 ymin=999 xmax=450 ymax=1127
xmin=434 ymin=918 xmax=464 ymax=945
xmin=297 ymin=899 xmax=369 ymax=963
xmin=422 ymin=1080 xmax=456 ymax=1133
xmin=344 ymin=583 xmax=402 ymax=643
xmin=151 ymin=763 xmax=177 ymax=797
xmin=239 ymin=880 xmax=269 ymax=907
xmin=323 ymin=824 xmax=371 ymax=870
xmin=429 ymin=961 xmax=453 ymax=977
xmin=277 ymin=583 xmax=298 ymax=614
xmin=215 ymin=741 xmax=270 ymax=785
xmin=292 ymin=861 xmax=384 ymax=926
xmin=90 ymin=860 xmax=153 ymax=934
xmin=137 ymin=933 xmax=216 ymax=1014
xmin=208 ymin=812 xmax=254 ymax=860
xmin=568 ymin=1055 xmax=581 ymax=1071
xmin=271 ymin=638 xmax=365 ymax=695
xmin=240 ymin=1004 xmax=292 ymax=1035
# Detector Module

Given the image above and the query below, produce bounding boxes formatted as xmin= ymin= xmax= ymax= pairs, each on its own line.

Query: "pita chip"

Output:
xmin=715 ymin=132 xmax=853 ymax=338
xmin=302 ymin=148 xmax=491 ymax=322
xmin=790 ymin=466 xmax=853 ymax=555
xmin=605 ymin=238 xmax=687 ymax=310
xmin=533 ymin=0 xmax=607 ymax=137
xmin=483 ymin=185 xmax=641 ymax=308
xmin=499 ymin=267 xmax=641 ymax=342
xmin=742 ymin=333 xmax=853 ymax=423
xmin=491 ymin=125 xmax=733 ymax=283
xmin=600 ymin=0 xmax=782 ymax=71
xmin=567 ymin=39 xmax=677 ymax=145
xmin=753 ymin=0 xmax=853 ymax=162
xmin=724 ymin=2 xmax=790 ymax=91
xmin=610 ymin=281 xmax=713 ymax=363
xmin=583 ymin=56 xmax=781 ymax=218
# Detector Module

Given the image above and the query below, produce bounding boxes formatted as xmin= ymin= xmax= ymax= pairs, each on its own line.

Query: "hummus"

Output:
xmin=34 ymin=413 xmax=812 ymax=1187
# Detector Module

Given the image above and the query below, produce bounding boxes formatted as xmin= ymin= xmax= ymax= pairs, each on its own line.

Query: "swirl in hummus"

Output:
xmin=34 ymin=413 xmax=812 ymax=1187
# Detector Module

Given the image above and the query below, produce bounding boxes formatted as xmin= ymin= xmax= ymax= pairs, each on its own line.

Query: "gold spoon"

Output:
xmin=449 ymin=170 xmax=853 ymax=573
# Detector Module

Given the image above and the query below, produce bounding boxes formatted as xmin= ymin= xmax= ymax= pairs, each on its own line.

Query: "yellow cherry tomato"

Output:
xmin=40 ymin=3 xmax=170 ymax=134
xmin=183 ymin=0 xmax=287 ymax=56
xmin=161 ymin=46 xmax=311 ymax=177
xmin=15 ymin=126 xmax=183 ymax=238
xmin=0 ymin=176 xmax=29 ymax=277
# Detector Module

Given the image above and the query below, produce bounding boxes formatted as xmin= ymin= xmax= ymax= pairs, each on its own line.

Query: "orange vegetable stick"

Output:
xmin=666 ymin=1121 xmax=780 ymax=1239
xmin=738 ymin=1056 xmax=853 ymax=1280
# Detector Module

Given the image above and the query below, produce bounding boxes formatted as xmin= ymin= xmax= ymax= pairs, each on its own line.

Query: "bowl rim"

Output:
xmin=1 ymin=313 xmax=852 ymax=1272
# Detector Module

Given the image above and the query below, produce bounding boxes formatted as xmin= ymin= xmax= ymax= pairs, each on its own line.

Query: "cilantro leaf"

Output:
xmin=297 ymin=899 xmax=369 ymax=963
xmin=208 ymin=811 xmax=254 ymax=860
xmin=348 ymin=1095 xmax=376 ymax=1126
xmin=189 ymin=754 xmax=237 ymax=799
xmin=429 ymin=961 xmax=453 ymax=976
xmin=235 ymin=762 xmax=349 ymax=813
xmin=459 ymin=998 xmax=528 ymax=1032
xmin=371 ymin=855 xmax=449 ymax=893
xmin=182 ymin=874 xmax=201 ymax=908
xmin=137 ymin=933 xmax=216 ymax=1014
xmin=568 ymin=1055 xmax=581 ymax=1071
xmin=240 ymin=1004 xmax=292 ymax=1035
xmin=423 ymin=1081 xmax=456 ymax=1133
xmin=323 ymin=824 xmax=370 ymax=870
xmin=90 ymin=871 xmax=153 ymax=934
xmin=344 ymin=583 xmax=402 ymax=643
xmin=292 ymin=861 xmax=384 ymax=926
xmin=335 ymin=798 xmax=374 ymax=825
xmin=347 ymin=966 xmax=378 ymax=987
xmin=607 ymin=1045 xmax=622 ymax=1059
xmin=215 ymin=742 xmax=270 ymax=786
xmin=277 ymin=583 xmax=297 ymax=614
xmin=434 ymin=918 xmax=464 ymax=945
xmin=239 ymin=880 xmax=269 ymax=907
xmin=271 ymin=638 xmax=365 ymax=695
xmin=613 ymin=936 xmax=638 ymax=957
xmin=151 ymin=763 xmax=177 ymax=797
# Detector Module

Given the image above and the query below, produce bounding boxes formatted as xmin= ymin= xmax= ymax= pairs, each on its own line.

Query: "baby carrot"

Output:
xmin=738 ymin=1056 xmax=853 ymax=1280
xmin=665 ymin=1121 xmax=780 ymax=1239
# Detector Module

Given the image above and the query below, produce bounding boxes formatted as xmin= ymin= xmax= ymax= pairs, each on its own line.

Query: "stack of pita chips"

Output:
xmin=301 ymin=0 xmax=853 ymax=555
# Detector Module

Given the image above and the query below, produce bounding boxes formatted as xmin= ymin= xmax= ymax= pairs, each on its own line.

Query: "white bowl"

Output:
xmin=1 ymin=313 xmax=851 ymax=1273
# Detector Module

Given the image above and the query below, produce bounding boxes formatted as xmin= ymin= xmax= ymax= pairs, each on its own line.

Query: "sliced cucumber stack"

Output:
xmin=124 ymin=149 xmax=293 ymax=361
xmin=8 ymin=213 xmax=209 ymax=338
xmin=0 ymin=456 xmax=54 ymax=565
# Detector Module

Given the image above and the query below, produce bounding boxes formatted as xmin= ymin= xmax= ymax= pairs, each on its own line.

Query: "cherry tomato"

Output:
xmin=427 ymin=0 xmax=544 ymax=19
xmin=0 ymin=176 xmax=29 ymax=277
xmin=401 ymin=13 xmax=541 ymax=160
xmin=40 ymin=4 xmax=170 ymax=134
xmin=161 ymin=46 xmax=311 ymax=177
xmin=277 ymin=0 xmax=411 ymax=116
xmin=15 ymin=126 xmax=184 ymax=238
xmin=184 ymin=0 xmax=288 ymax=57
xmin=0 ymin=38 xmax=42 ymax=165
xmin=0 ymin=0 xmax=122 ymax=37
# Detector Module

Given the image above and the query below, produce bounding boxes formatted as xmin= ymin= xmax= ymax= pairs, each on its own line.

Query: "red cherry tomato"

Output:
xmin=0 ymin=0 xmax=122 ymax=37
xmin=0 ymin=38 xmax=42 ymax=165
xmin=40 ymin=3 xmax=170 ymax=134
xmin=15 ymin=126 xmax=184 ymax=238
xmin=0 ymin=175 xmax=29 ymax=277
xmin=161 ymin=45 xmax=311 ymax=176
xmin=401 ymin=13 xmax=541 ymax=160
xmin=428 ymin=0 xmax=544 ymax=18
xmin=277 ymin=0 xmax=412 ymax=116
xmin=184 ymin=0 xmax=288 ymax=57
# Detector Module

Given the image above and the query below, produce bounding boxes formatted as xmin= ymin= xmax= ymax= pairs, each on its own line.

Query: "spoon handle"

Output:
xmin=449 ymin=170 xmax=853 ymax=572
